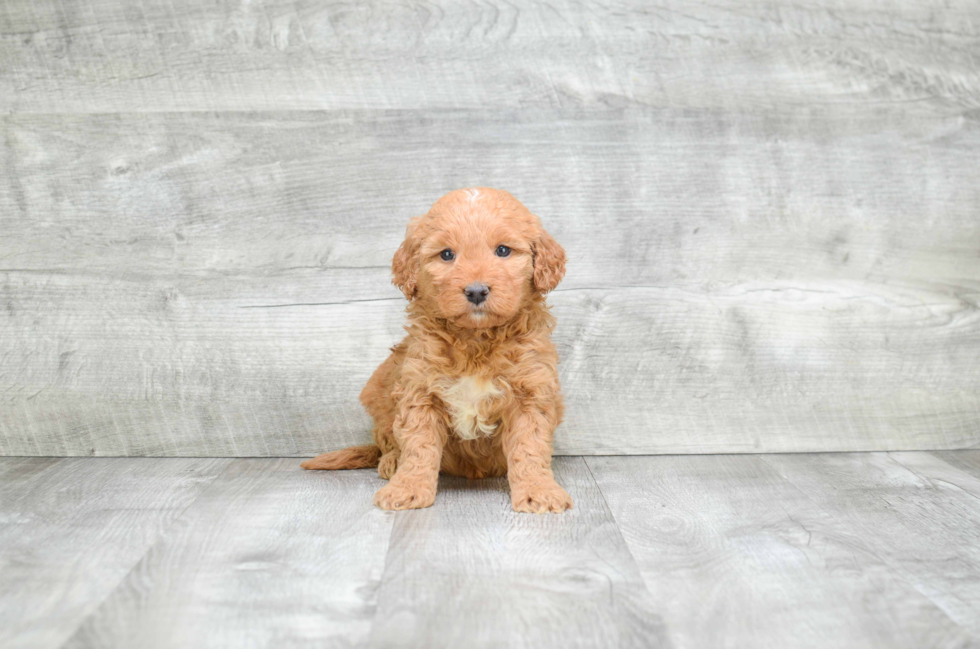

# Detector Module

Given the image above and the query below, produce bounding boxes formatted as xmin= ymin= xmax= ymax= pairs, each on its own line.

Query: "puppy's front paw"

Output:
xmin=374 ymin=480 xmax=436 ymax=511
xmin=511 ymin=480 xmax=573 ymax=514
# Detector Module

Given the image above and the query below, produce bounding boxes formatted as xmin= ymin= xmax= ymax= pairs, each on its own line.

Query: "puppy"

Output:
xmin=302 ymin=188 xmax=571 ymax=513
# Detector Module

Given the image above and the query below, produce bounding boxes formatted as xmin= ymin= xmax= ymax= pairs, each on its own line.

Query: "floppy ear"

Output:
xmin=532 ymin=228 xmax=566 ymax=293
xmin=392 ymin=217 xmax=422 ymax=299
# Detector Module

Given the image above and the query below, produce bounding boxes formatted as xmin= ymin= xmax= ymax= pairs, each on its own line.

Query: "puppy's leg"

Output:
xmin=373 ymin=404 xmax=445 ymax=510
xmin=374 ymin=422 xmax=399 ymax=479
xmin=378 ymin=450 xmax=399 ymax=479
xmin=503 ymin=411 xmax=573 ymax=513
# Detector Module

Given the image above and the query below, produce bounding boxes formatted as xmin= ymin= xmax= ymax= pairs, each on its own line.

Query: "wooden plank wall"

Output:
xmin=1 ymin=0 xmax=978 ymax=456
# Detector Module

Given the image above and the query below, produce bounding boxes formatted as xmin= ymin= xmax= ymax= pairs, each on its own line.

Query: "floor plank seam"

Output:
xmin=51 ymin=458 xmax=235 ymax=649
xmin=360 ymin=492 xmax=401 ymax=645
xmin=5 ymin=454 xmax=980 ymax=647
xmin=755 ymin=453 xmax=978 ymax=640
xmin=580 ymin=456 xmax=661 ymax=600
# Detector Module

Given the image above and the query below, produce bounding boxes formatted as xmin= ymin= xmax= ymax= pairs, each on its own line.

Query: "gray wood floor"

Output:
xmin=3 ymin=453 xmax=980 ymax=648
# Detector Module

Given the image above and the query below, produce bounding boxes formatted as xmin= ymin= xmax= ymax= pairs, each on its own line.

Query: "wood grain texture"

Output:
xmin=1 ymin=0 xmax=978 ymax=113
xmin=3 ymin=0 xmax=980 ymax=457
xmin=63 ymin=460 xmax=394 ymax=649
xmin=367 ymin=456 xmax=668 ymax=648
xmin=892 ymin=451 xmax=980 ymax=503
xmin=2 ymin=107 xmax=979 ymax=456
xmin=763 ymin=452 xmax=980 ymax=638
xmin=5 ymin=453 xmax=980 ymax=648
xmin=586 ymin=454 xmax=976 ymax=649
xmin=4 ymin=109 xmax=979 ymax=281
xmin=0 ymin=457 xmax=229 ymax=649
xmin=932 ymin=451 xmax=980 ymax=485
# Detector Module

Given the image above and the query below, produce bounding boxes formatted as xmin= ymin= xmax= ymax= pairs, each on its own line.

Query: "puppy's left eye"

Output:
xmin=495 ymin=245 xmax=512 ymax=258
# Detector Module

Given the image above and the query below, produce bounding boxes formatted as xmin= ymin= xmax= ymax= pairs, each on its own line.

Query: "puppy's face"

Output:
xmin=392 ymin=188 xmax=565 ymax=329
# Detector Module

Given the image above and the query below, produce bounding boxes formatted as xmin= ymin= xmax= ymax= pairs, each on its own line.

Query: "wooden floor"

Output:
xmin=2 ymin=453 xmax=979 ymax=648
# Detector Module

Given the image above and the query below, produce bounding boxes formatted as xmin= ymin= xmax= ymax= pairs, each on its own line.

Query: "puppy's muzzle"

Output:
xmin=464 ymin=282 xmax=490 ymax=305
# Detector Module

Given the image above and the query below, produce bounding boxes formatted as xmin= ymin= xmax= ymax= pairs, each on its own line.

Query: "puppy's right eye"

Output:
xmin=440 ymin=249 xmax=455 ymax=261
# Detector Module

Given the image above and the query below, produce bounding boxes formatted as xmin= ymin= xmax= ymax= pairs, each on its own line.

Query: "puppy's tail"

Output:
xmin=300 ymin=445 xmax=382 ymax=471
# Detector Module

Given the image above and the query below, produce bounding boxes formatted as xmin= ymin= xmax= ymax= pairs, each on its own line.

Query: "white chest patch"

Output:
xmin=441 ymin=376 xmax=503 ymax=440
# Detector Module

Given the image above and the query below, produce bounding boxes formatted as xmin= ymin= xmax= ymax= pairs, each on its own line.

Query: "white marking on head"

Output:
xmin=464 ymin=188 xmax=482 ymax=203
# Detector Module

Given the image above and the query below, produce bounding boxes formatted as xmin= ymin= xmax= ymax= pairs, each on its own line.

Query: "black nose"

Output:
xmin=464 ymin=282 xmax=490 ymax=305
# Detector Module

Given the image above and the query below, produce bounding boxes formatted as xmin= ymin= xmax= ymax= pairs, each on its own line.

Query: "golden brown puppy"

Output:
xmin=302 ymin=188 xmax=571 ymax=513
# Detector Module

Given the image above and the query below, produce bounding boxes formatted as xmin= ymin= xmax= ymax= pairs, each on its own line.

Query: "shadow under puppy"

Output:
xmin=302 ymin=188 xmax=571 ymax=513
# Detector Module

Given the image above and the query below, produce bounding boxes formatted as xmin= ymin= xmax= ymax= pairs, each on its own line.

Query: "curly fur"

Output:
xmin=302 ymin=188 xmax=571 ymax=513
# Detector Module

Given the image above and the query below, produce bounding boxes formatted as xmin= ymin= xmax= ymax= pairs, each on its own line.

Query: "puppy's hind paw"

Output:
xmin=511 ymin=481 xmax=573 ymax=514
xmin=378 ymin=452 xmax=398 ymax=480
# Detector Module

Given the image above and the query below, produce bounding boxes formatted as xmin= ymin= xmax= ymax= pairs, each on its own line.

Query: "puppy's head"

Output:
xmin=392 ymin=188 xmax=565 ymax=329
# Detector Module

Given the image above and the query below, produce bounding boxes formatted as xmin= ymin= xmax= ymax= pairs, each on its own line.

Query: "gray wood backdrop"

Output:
xmin=1 ymin=0 xmax=979 ymax=457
